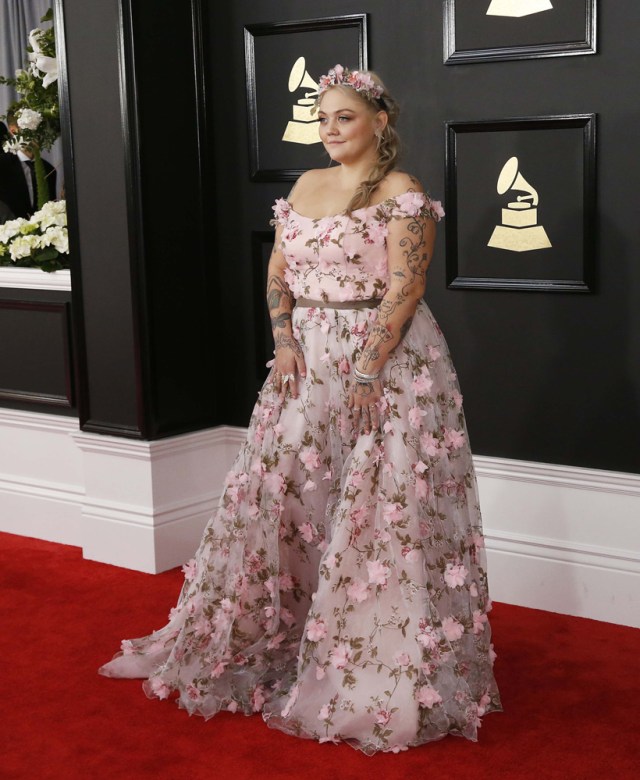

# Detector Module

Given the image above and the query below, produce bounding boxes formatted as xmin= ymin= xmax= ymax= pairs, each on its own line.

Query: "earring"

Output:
xmin=375 ymin=129 xmax=383 ymax=150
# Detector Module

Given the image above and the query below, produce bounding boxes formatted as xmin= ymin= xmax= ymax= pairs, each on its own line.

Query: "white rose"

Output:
xmin=17 ymin=108 xmax=43 ymax=131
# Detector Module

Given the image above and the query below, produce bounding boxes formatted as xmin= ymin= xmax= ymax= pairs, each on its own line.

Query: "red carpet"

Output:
xmin=1 ymin=531 xmax=638 ymax=780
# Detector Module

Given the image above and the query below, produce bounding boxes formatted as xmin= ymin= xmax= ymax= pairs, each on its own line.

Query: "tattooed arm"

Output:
xmin=267 ymin=223 xmax=306 ymax=398
xmin=355 ymin=185 xmax=436 ymax=377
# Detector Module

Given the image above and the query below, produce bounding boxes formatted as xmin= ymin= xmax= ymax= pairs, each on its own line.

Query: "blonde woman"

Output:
xmin=101 ymin=65 xmax=502 ymax=754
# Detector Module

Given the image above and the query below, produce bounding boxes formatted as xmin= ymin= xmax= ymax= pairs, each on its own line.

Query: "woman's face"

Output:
xmin=317 ymin=87 xmax=384 ymax=166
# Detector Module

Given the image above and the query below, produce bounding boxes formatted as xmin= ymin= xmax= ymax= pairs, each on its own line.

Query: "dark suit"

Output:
xmin=0 ymin=151 xmax=57 ymax=219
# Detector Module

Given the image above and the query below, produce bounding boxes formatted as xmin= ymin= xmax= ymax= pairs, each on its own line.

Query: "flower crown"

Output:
xmin=317 ymin=64 xmax=384 ymax=103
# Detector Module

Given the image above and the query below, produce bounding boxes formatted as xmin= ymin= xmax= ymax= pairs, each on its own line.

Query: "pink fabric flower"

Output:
xmin=428 ymin=345 xmax=441 ymax=361
xmin=416 ymin=685 xmax=443 ymax=709
xmin=346 ymin=578 xmax=370 ymax=603
xmin=394 ymin=191 xmax=426 ymax=217
xmin=149 ymin=676 xmax=171 ymax=700
xmin=420 ymin=431 xmax=442 ymax=457
xmin=393 ymin=651 xmax=411 ymax=667
xmin=306 ymin=618 xmax=328 ymax=642
xmin=412 ymin=369 xmax=433 ymax=395
xmin=402 ymin=547 xmax=420 ymax=563
xmin=416 ymin=623 xmax=439 ymax=651
xmin=338 ymin=356 xmax=350 ymax=374
xmin=251 ymin=685 xmax=266 ymax=712
xmin=186 ymin=684 xmax=202 ymax=702
xmin=473 ymin=609 xmax=488 ymax=635
xmin=263 ymin=471 xmax=286 ymax=495
xmin=279 ymin=573 xmax=295 ymax=591
xmin=366 ymin=559 xmax=390 ymax=586
xmin=272 ymin=198 xmax=291 ymax=224
xmin=383 ymin=501 xmax=404 ymax=525
xmin=181 ymin=558 xmax=197 ymax=582
xmin=430 ymin=199 xmax=446 ymax=221
xmin=330 ymin=643 xmax=351 ymax=669
xmin=267 ymin=632 xmax=286 ymax=650
xmin=210 ymin=661 xmax=227 ymax=679
xmin=375 ymin=709 xmax=391 ymax=726
xmin=444 ymin=562 xmax=469 ymax=588
xmin=408 ymin=405 xmax=427 ymax=430
xmin=318 ymin=703 xmax=331 ymax=720
xmin=300 ymin=448 xmax=321 ymax=471
xmin=444 ymin=428 xmax=466 ymax=450
xmin=299 ymin=522 xmax=315 ymax=543
xmin=442 ymin=616 xmax=465 ymax=642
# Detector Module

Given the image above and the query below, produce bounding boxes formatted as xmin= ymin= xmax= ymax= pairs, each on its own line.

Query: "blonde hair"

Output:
xmin=318 ymin=71 xmax=401 ymax=213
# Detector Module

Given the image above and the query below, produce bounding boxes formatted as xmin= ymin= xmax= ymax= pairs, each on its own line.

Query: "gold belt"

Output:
xmin=295 ymin=297 xmax=381 ymax=310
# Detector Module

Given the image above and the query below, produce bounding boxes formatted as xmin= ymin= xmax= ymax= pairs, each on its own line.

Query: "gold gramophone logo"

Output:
xmin=282 ymin=57 xmax=321 ymax=145
xmin=487 ymin=156 xmax=552 ymax=252
xmin=486 ymin=0 xmax=553 ymax=17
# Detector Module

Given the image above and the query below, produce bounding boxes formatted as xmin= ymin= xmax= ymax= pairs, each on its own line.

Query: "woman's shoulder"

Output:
xmin=375 ymin=172 xmax=445 ymax=222
xmin=377 ymin=171 xmax=425 ymax=200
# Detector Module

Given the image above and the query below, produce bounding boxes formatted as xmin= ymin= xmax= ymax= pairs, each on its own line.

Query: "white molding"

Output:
xmin=0 ymin=410 xmax=638 ymax=626
xmin=485 ymin=529 xmax=640 ymax=575
xmin=474 ymin=454 xmax=640 ymax=497
xmin=0 ymin=267 xmax=71 ymax=290
xmin=0 ymin=407 xmax=78 ymax=433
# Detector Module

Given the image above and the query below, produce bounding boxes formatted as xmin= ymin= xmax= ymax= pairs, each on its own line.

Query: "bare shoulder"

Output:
xmin=288 ymin=168 xmax=331 ymax=199
xmin=377 ymin=171 xmax=426 ymax=200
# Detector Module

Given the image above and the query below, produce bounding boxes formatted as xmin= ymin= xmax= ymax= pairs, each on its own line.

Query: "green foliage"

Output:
xmin=0 ymin=8 xmax=60 ymax=153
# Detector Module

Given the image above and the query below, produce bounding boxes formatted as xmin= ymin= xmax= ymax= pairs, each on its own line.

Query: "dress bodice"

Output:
xmin=271 ymin=191 xmax=444 ymax=302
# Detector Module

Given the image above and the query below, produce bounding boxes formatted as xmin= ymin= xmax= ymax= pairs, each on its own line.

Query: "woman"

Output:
xmin=100 ymin=65 xmax=502 ymax=754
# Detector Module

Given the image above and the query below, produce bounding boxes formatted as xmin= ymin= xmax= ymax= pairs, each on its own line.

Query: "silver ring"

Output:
xmin=282 ymin=374 xmax=292 ymax=384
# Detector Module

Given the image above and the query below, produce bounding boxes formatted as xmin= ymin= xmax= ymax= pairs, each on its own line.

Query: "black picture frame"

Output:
xmin=443 ymin=0 xmax=597 ymax=64
xmin=251 ymin=230 xmax=276 ymax=387
xmin=445 ymin=114 xmax=597 ymax=293
xmin=244 ymin=15 xmax=368 ymax=182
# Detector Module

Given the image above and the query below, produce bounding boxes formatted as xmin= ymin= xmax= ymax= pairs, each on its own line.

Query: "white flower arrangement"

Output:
xmin=0 ymin=200 xmax=69 ymax=272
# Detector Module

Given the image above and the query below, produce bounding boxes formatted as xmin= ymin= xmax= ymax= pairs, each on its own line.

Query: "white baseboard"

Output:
xmin=0 ymin=409 xmax=638 ymax=627
xmin=474 ymin=455 xmax=640 ymax=627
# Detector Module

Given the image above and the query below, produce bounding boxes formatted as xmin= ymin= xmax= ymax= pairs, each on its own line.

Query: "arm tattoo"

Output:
xmin=360 ymin=323 xmax=393 ymax=371
xmin=274 ymin=333 xmax=303 ymax=358
xmin=270 ymin=312 xmax=291 ymax=330
xmin=267 ymin=273 xmax=293 ymax=312
xmin=398 ymin=217 xmax=429 ymax=298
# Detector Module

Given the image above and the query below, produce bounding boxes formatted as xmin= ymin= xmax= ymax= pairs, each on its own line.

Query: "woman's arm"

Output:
xmin=348 ymin=187 xmax=436 ymax=434
xmin=267 ymin=224 xmax=306 ymax=398
xmin=356 ymin=202 xmax=436 ymax=377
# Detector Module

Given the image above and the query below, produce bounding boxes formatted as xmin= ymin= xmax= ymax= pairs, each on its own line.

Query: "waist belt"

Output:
xmin=295 ymin=297 xmax=381 ymax=310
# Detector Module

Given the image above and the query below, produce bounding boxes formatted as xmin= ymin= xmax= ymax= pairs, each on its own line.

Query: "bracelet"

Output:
xmin=353 ymin=367 xmax=379 ymax=383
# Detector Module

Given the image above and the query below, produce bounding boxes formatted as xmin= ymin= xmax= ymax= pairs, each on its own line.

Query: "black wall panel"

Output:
xmin=0 ymin=289 xmax=75 ymax=413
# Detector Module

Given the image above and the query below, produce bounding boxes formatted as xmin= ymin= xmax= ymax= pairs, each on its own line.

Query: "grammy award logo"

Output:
xmin=487 ymin=156 xmax=552 ymax=252
xmin=486 ymin=0 xmax=553 ymax=17
xmin=282 ymin=57 xmax=321 ymax=145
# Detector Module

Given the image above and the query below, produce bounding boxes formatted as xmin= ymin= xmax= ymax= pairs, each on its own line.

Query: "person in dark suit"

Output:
xmin=0 ymin=121 xmax=16 ymax=223
xmin=0 ymin=114 xmax=57 ymax=219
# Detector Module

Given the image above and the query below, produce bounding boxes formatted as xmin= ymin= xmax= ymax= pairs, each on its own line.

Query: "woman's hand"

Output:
xmin=273 ymin=334 xmax=307 ymax=400
xmin=348 ymin=378 xmax=384 ymax=435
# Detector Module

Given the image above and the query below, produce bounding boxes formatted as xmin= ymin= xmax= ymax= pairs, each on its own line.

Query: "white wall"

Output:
xmin=1 ymin=407 xmax=638 ymax=628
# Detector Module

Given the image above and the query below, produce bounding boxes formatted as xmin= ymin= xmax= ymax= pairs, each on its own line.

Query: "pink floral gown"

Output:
xmin=100 ymin=190 xmax=502 ymax=754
